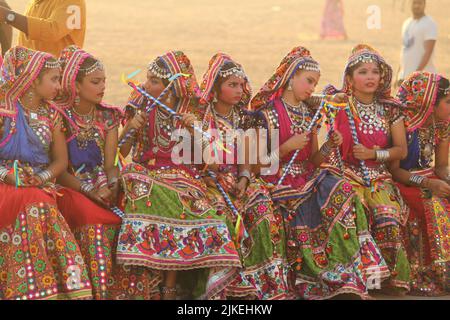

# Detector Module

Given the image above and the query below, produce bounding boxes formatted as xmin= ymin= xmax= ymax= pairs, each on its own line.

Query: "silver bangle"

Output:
xmin=0 ymin=166 xmax=9 ymax=183
xmin=80 ymin=182 xmax=95 ymax=194
xmin=320 ymin=142 xmax=332 ymax=157
xmin=37 ymin=170 xmax=53 ymax=183
xmin=375 ymin=149 xmax=390 ymax=162
xmin=409 ymin=174 xmax=425 ymax=187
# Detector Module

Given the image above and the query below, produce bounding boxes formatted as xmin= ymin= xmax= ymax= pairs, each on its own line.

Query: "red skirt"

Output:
xmin=57 ymin=188 xmax=161 ymax=300
xmin=397 ymin=177 xmax=450 ymax=296
xmin=0 ymin=184 xmax=93 ymax=300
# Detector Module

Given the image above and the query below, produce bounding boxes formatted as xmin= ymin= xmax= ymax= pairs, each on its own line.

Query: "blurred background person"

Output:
xmin=0 ymin=0 xmax=12 ymax=56
xmin=320 ymin=0 xmax=347 ymax=40
xmin=397 ymin=0 xmax=438 ymax=87
xmin=0 ymin=0 xmax=86 ymax=56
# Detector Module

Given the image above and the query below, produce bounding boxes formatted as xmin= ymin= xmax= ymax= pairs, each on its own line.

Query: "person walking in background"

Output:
xmin=320 ymin=0 xmax=347 ymax=40
xmin=397 ymin=0 xmax=438 ymax=87
xmin=0 ymin=0 xmax=12 ymax=56
xmin=0 ymin=0 xmax=86 ymax=56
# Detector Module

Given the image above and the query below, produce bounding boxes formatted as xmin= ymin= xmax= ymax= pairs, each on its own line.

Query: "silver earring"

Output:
xmin=213 ymin=92 xmax=218 ymax=103
xmin=287 ymin=81 xmax=293 ymax=91
xmin=74 ymin=94 xmax=80 ymax=106
xmin=28 ymin=90 xmax=34 ymax=104
xmin=166 ymin=93 xmax=172 ymax=104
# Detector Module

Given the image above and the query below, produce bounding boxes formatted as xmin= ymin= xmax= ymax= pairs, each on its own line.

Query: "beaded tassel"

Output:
xmin=344 ymin=106 xmax=371 ymax=187
xmin=277 ymin=100 xmax=326 ymax=186
xmin=207 ymin=170 xmax=248 ymax=248
xmin=324 ymin=102 xmax=345 ymax=175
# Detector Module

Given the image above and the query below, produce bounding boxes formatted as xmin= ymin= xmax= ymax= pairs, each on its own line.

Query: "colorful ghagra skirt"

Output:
xmin=57 ymin=187 xmax=162 ymax=300
xmin=116 ymin=163 xmax=242 ymax=299
xmin=205 ymin=172 xmax=291 ymax=300
xmin=0 ymin=184 xmax=93 ymax=300
xmin=269 ymin=170 xmax=390 ymax=300
xmin=350 ymin=177 xmax=412 ymax=292
xmin=397 ymin=169 xmax=450 ymax=296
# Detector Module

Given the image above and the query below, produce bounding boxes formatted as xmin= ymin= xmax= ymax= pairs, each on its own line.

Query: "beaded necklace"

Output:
xmin=350 ymin=97 xmax=388 ymax=135
xmin=281 ymin=98 xmax=310 ymax=134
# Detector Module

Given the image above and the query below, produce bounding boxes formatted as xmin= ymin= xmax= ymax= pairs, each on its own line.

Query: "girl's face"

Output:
xmin=76 ymin=69 xmax=106 ymax=104
xmin=143 ymin=71 xmax=166 ymax=98
xmin=217 ymin=75 xmax=245 ymax=106
xmin=34 ymin=68 xmax=62 ymax=100
xmin=348 ymin=62 xmax=382 ymax=95
xmin=290 ymin=70 xmax=320 ymax=101
xmin=434 ymin=93 xmax=450 ymax=122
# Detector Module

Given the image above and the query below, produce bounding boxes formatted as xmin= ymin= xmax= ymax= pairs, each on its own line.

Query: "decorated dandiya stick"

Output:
xmin=207 ymin=170 xmax=248 ymax=247
xmin=75 ymin=163 xmax=86 ymax=175
xmin=117 ymin=73 xmax=185 ymax=148
xmin=277 ymin=100 xmax=327 ymax=186
xmin=110 ymin=206 xmax=125 ymax=219
xmin=323 ymin=102 xmax=346 ymax=175
xmin=344 ymin=104 xmax=371 ymax=187
xmin=13 ymin=160 xmax=20 ymax=188
xmin=126 ymin=78 xmax=231 ymax=154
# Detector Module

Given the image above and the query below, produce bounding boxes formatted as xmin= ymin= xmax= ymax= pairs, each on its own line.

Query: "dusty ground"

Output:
xmin=9 ymin=0 xmax=450 ymax=107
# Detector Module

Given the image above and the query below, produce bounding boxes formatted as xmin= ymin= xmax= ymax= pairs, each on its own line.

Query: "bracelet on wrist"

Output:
xmin=409 ymin=174 xmax=425 ymax=187
xmin=375 ymin=149 xmax=390 ymax=162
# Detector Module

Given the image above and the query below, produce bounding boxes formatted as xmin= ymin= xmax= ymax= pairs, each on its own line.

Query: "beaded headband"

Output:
xmin=148 ymin=60 xmax=172 ymax=79
xmin=218 ymin=66 xmax=246 ymax=79
xmin=44 ymin=59 xmax=61 ymax=69
xmin=79 ymin=60 xmax=104 ymax=75
xmin=347 ymin=53 xmax=378 ymax=68
xmin=297 ymin=59 xmax=321 ymax=73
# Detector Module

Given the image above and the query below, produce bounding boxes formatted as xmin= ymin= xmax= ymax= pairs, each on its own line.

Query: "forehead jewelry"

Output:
xmin=218 ymin=66 xmax=246 ymax=79
xmin=148 ymin=60 xmax=172 ymax=79
xmin=80 ymin=60 xmax=104 ymax=75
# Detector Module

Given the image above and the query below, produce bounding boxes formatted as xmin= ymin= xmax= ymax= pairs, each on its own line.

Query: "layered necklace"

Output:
xmin=20 ymin=99 xmax=51 ymax=148
xmin=351 ymin=97 xmax=387 ymax=135
xmin=153 ymin=107 xmax=175 ymax=154
xmin=67 ymin=105 xmax=97 ymax=149
xmin=281 ymin=98 xmax=309 ymax=135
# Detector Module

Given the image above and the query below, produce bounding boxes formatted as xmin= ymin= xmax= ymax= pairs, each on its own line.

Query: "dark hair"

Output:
xmin=213 ymin=61 xmax=239 ymax=93
xmin=37 ymin=57 xmax=59 ymax=82
xmin=152 ymin=58 xmax=170 ymax=87
xmin=346 ymin=60 xmax=382 ymax=78
xmin=75 ymin=57 xmax=99 ymax=82
xmin=436 ymin=77 xmax=450 ymax=105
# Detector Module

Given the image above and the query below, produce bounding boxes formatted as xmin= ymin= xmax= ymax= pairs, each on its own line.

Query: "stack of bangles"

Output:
xmin=409 ymin=174 xmax=426 ymax=187
xmin=80 ymin=181 xmax=95 ymax=194
xmin=0 ymin=166 xmax=9 ymax=183
xmin=320 ymin=142 xmax=332 ymax=158
xmin=375 ymin=149 xmax=390 ymax=162
xmin=37 ymin=170 xmax=53 ymax=184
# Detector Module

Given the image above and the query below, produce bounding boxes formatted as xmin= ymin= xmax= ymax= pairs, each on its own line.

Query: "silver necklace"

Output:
xmin=354 ymin=97 xmax=387 ymax=135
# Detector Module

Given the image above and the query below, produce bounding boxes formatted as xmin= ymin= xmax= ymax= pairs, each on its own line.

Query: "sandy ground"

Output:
xmin=9 ymin=0 xmax=450 ymax=107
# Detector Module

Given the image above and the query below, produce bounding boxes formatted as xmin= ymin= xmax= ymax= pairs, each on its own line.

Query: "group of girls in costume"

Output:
xmin=0 ymin=43 xmax=448 ymax=300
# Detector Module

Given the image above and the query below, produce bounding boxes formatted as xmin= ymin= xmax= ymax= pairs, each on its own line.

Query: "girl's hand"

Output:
xmin=427 ymin=179 xmax=450 ymax=198
xmin=235 ymin=177 xmax=249 ymax=199
xmin=353 ymin=144 xmax=375 ymax=160
xmin=286 ymin=133 xmax=310 ymax=152
xmin=329 ymin=131 xmax=343 ymax=148
xmin=128 ymin=111 xmax=147 ymax=131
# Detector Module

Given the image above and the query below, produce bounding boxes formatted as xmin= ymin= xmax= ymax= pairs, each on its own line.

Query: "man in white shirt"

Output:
xmin=397 ymin=0 xmax=438 ymax=86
